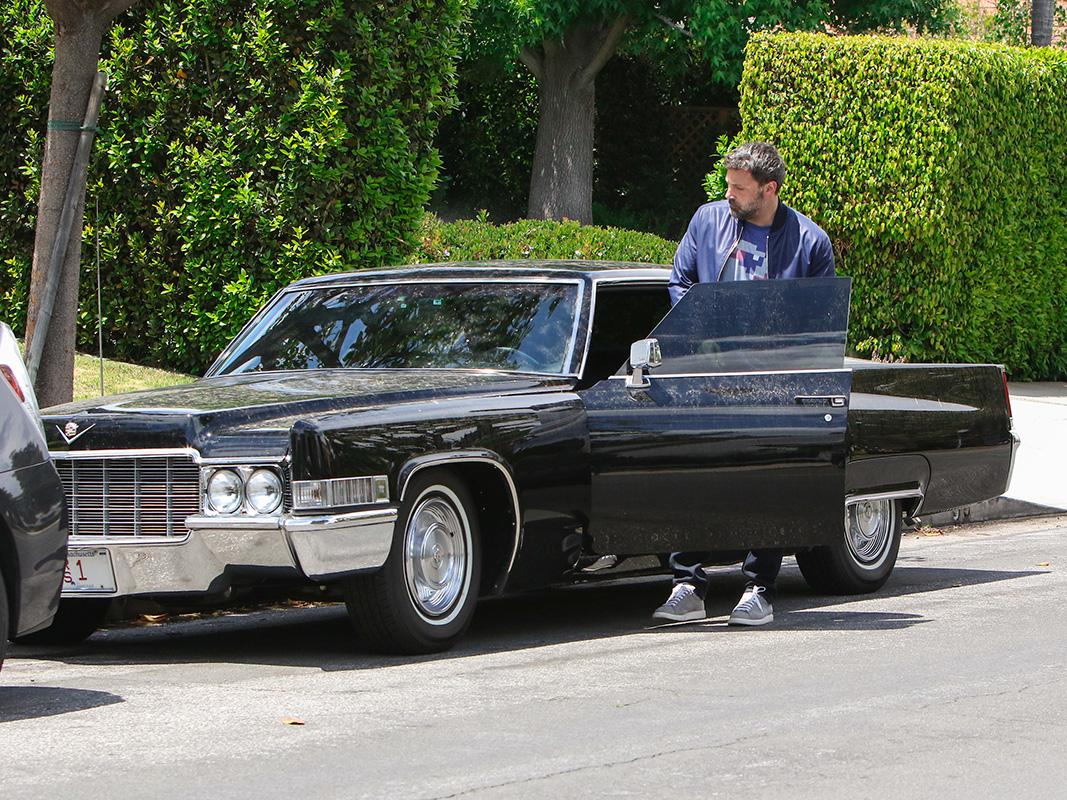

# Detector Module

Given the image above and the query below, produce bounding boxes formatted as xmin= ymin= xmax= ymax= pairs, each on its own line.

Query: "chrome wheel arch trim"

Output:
xmin=397 ymin=451 xmax=523 ymax=581
xmin=846 ymin=488 xmax=925 ymax=515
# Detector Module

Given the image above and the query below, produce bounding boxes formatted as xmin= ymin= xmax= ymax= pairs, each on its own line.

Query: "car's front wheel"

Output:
xmin=344 ymin=469 xmax=481 ymax=654
xmin=796 ymin=498 xmax=902 ymax=594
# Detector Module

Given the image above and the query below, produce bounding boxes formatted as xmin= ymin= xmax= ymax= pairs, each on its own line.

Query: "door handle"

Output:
xmin=794 ymin=395 xmax=847 ymax=407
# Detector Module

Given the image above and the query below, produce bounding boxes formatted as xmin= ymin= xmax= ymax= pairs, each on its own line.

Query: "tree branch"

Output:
xmin=580 ymin=14 xmax=630 ymax=87
xmin=652 ymin=12 xmax=694 ymax=39
xmin=519 ymin=45 xmax=544 ymax=81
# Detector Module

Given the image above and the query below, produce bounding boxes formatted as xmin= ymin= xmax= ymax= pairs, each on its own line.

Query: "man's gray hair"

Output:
xmin=722 ymin=141 xmax=786 ymax=188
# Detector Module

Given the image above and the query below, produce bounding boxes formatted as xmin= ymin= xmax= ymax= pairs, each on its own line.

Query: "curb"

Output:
xmin=921 ymin=495 xmax=1067 ymax=528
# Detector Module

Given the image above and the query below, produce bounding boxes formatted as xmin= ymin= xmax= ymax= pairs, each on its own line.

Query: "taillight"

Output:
xmin=1001 ymin=369 xmax=1012 ymax=422
xmin=0 ymin=321 xmax=45 ymax=437
xmin=1 ymin=363 xmax=26 ymax=402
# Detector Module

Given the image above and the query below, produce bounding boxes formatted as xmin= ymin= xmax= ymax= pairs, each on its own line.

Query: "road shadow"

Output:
xmin=6 ymin=562 xmax=1044 ymax=672
xmin=0 ymin=686 xmax=123 ymax=722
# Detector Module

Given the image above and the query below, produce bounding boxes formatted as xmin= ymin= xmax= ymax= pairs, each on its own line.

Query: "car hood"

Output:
xmin=42 ymin=369 xmax=572 ymax=458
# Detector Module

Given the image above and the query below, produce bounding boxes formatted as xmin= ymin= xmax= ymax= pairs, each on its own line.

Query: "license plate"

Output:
xmin=63 ymin=547 xmax=116 ymax=594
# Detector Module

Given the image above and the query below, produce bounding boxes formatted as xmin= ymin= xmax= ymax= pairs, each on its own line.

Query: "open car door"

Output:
xmin=582 ymin=277 xmax=852 ymax=555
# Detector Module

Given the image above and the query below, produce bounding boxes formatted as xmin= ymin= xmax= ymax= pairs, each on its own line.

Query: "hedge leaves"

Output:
xmin=0 ymin=0 xmax=463 ymax=373
xmin=739 ymin=33 xmax=1066 ymax=379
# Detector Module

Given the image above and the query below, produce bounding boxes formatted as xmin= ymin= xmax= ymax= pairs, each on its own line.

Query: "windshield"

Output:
xmin=211 ymin=281 xmax=582 ymax=375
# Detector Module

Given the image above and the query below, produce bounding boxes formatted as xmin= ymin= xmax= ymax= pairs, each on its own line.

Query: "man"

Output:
xmin=653 ymin=141 xmax=835 ymax=627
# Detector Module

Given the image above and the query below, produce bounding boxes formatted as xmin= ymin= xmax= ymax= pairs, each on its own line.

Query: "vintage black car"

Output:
xmin=38 ymin=263 xmax=1016 ymax=653
xmin=1 ymin=322 xmax=66 ymax=670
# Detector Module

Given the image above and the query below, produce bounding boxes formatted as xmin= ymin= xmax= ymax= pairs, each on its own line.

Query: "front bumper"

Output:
xmin=62 ymin=507 xmax=397 ymax=598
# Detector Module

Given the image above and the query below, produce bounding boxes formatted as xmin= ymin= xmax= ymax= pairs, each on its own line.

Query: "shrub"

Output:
xmin=409 ymin=214 xmax=676 ymax=264
xmin=0 ymin=0 xmax=464 ymax=374
xmin=735 ymin=33 xmax=1067 ymax=379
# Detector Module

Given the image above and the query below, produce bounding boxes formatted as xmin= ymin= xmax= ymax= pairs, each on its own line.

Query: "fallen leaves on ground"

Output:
xmin=1037 ymin=562 xmax=1051 ymax=567
xmin=281 ymin=717 xmax=306 ymax=726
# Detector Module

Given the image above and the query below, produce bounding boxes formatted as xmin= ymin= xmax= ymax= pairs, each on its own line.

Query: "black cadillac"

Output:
xmin=39 ymin=263 xmax=1017 ymax=653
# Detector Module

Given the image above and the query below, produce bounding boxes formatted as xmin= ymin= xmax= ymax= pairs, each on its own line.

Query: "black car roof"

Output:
xmin=287 ymin=260 xmax=672 ymax=290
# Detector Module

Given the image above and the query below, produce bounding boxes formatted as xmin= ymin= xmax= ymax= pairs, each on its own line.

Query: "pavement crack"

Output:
xmin=424 ymin=734 xmax=758 ymax=799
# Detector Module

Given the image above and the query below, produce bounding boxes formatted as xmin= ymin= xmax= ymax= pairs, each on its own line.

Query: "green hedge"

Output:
xmin=0 ymin=0 xmax=464 ymax=374
xmin=410 ymin=214 xmax=676 ymax=264
xmin=737 ymin=33 xmax=1067 ymax=379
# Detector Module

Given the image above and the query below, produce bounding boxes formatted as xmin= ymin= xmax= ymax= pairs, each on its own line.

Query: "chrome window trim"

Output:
xmin=398 ymin=452 xmax=523 ymax=579
xmin=206 ymin=278 xmax=587 ymax=379
xmin=194 ymin=366 xmax=579 ymax=381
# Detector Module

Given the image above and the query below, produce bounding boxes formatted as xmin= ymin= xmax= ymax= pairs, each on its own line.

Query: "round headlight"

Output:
xmin=207 ymin=469 xmax=243 ymax=514
xmin=246 ymin=468 xmax=283 ymax=515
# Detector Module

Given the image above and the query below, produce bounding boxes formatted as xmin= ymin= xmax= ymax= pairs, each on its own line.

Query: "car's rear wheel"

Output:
xmin=344 ymin=468 xmax=481 ymax=654
xmin=796 ymin=498 xmax=902 ymax=594
xmin=13 ymin=598 xmax=111 ymax=645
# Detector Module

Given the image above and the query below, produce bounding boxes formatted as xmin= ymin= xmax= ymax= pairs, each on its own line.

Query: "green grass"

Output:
xmin=73 ymin=351 xmax=196 ymax=401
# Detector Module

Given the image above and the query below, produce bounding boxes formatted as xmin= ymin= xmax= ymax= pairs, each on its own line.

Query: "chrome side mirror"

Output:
xmin=626 ymin=338 xmax=662 ymax=391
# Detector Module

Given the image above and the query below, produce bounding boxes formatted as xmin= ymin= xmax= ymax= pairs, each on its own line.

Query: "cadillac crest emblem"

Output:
xmin=57 ymin=420 xmax=95 ymax=444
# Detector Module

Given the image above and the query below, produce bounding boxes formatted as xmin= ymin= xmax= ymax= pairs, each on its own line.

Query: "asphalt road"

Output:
xmin=3 ymin=515 xmax=1066 ymax=799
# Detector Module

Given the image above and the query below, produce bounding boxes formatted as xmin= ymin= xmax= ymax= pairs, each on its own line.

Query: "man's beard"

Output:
xmin=728 ymin=197 xmax=762 ymax=221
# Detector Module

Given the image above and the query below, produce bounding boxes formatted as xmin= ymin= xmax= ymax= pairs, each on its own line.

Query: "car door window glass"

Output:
xmin=580 ymin=285 xmax=671 ymax=387
xmin=649 ymin=277 xmax=851 ymax=374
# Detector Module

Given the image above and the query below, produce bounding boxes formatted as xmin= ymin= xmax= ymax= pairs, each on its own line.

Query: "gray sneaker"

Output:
xmin=652 ymin=583 xmax=706 ymax=622
xmin=728 ymin=585 xmax=773 ymax=626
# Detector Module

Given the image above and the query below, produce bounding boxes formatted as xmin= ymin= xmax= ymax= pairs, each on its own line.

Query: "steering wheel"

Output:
xmin=492 ymin=347 xmax=541 ymax=371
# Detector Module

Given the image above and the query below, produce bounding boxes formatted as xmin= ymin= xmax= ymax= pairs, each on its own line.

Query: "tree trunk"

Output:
xmin=1031 ymin=0 xmax=1055 ymax=45
xmin=524 ymin=19 xmax=629 ymax=225
xmin=25 ymin=0 xmax=138 ymax=408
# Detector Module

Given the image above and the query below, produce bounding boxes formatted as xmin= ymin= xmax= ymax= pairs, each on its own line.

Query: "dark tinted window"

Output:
xmin=581 ymin=285 xmax=671 ymax=386
xmin=212 ymin=282 xmax=581 ymax=375
xmin=650 ymin=277 xmax=850 ymax=373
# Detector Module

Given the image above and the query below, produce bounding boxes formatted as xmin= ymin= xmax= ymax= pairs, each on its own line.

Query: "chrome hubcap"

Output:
xmin=846 ymin=499 xmax=893 ymax=565
xmin=404 ymin=493 xmax=468 ymax=619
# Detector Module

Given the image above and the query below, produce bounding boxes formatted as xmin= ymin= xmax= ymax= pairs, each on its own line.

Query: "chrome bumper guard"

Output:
xmin=65 ymin=507 xmax=398 ymax=597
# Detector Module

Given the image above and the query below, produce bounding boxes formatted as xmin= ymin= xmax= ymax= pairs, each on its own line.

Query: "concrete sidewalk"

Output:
xmin=926 ymin=381 xmax=1067 ymax=525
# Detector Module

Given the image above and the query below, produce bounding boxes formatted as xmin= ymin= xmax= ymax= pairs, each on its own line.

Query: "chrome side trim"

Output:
xmin=608 ymin=368 xmax=852 ymax=379
xmin=283 ymin=508 xmax=398 ymax=580
xmin=398 ymin=452 xmax=523 ymax=578
xmin=846 ymin=489 xmax=925 ymax=514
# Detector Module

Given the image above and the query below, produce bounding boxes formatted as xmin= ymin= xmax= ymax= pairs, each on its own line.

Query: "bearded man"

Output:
xmin=654 ymin=140 xmax=836 ymax=627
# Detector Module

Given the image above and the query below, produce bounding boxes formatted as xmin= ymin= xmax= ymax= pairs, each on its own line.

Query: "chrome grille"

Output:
xmin=55 ymin=455 xmax=200 ymax=538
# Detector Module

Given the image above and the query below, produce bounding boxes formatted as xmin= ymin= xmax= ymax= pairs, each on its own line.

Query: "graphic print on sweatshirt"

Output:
xmin=722 ymin=222 xmax=770 ymax=282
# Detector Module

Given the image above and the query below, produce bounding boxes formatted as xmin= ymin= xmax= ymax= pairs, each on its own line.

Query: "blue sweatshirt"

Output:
xmin=669 ymin=199 xmax=835 ymax=305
